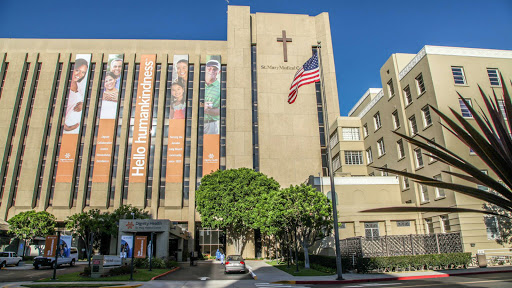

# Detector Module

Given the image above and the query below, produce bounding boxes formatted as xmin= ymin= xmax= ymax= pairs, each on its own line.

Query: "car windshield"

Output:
xmin=0 ymin=252 xmax=8 ymax=257
xmin=227 ymin=255 xmax=242 ymax=261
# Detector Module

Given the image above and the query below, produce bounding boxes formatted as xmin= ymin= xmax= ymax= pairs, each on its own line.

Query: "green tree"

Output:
xmin=66 ymin=209 xmax=107 ymax=258
xmin=195 ymin=168 xmax=280 ymax=254
xmin=108 ymin=204 xmax=150 ymax=239
xmin=7 ymin=210 xmax=56 ymax=257
xmin=363 ymin=78 xmax=512 ymax=236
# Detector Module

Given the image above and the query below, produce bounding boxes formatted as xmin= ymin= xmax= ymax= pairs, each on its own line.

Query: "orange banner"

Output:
xmin=56 ymin=54 xmax=92 ymax=183
xmin=166 ymin=55 xmax=188 ymax=183
xmin=202 ymin=55 xmax=221 ymax=176
xmin=134 ymin=236 xmax=147 ymax=258
xmin=92 ymin=54 xmax=124 ymax=182
xmin=44 ymin=235 xmax=58 ymax=257
xmin=129 ymin=55 xmax=156 ymax=183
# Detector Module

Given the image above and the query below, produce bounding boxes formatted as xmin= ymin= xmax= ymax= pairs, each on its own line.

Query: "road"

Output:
xmin=157 ymin=262 xmax=253 ymax=281
xmin=313 ymin=272 xmax=512 ymax=288
xmin=0 ymin=262 xmax=86 ymax=282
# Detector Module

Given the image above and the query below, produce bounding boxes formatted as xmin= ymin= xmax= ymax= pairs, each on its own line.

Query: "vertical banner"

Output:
xmin=202 ymin=55 xmax=221 ymax=175
xmin=92 ymin=54 xmax=124 ymax=182
xmin=166 ymin=55 xmax=188 ymax=182
xmin=55 ymin=54 xmax=92 ymax=182
xmin=129 ymin=55 xmax=156 ymax=183
xmin=59 ymin=235 xmax=72 ymax=257
xmin=134 ymin=236 xmax=147 ymax=258
xmin=120 ymin=235 xmax=133 ymax=258
xmin=44 ymin=235 xmax=58 ymax=257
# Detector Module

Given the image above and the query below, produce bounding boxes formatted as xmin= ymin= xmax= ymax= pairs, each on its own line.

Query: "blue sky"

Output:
xmin=1 ymin=0 xmax=511 ymax=115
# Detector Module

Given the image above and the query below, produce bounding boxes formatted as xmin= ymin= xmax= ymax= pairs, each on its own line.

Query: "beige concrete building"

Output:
xmin=343 ymin=46 xmax=512 ymax=254
xmin=0 ymin=6 xmax=340 ymax=258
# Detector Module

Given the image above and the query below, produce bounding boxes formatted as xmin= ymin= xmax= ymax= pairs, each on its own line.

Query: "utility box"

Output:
xmin=91 ymin=255 xmax=104 ymax=278
xmin=477 ymin=253 xmax=487 ymax=268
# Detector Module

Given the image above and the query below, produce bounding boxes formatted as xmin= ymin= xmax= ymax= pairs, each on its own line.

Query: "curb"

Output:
xmin=273 ymin=268 xmax=512 ymax=285
xmin=150 ymin=266 xmax=180 ymax=280
xmin=100 ymin=285 xmax=142 ymax=288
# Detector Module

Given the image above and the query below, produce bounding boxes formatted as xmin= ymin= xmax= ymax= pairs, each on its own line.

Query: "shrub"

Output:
xmin=108 ymin=265 xmax=132 ymax=276
xmin=133 ymin=258 xmax=146 ymax=268
xmin=82 ymin=266 xmax=91 ymax=276
xmin=166 ymin=259 xmax=178 ymax=269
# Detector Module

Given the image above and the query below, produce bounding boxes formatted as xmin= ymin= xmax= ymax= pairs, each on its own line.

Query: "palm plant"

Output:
xmin=363 ymin=75 xmax=512 ymax=218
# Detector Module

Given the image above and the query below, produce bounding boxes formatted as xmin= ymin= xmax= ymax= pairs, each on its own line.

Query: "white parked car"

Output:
xmin=33 ymin=247 xmax=78 ymax=269
xmin=0 ymin=251 xmax=22 ymax=267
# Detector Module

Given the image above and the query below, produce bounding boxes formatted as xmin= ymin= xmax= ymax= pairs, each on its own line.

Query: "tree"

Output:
xmin=7 ymin=210 xmax=56 ymax=257
xmin=363 ymin=78 xmax=512 ymax=233
xmin=195 ymin=168 xmax=281 ymax=254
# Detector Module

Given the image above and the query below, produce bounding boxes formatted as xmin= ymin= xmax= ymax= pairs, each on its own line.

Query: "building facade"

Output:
xmin=340 ymin=46 xmax=512 ymax=254
xmin=0 ymin=6 xmax=339 ymax=257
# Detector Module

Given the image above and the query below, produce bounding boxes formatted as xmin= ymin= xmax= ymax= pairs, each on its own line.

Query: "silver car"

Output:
xmin=224 ymin=255 xmax=246 ymax=273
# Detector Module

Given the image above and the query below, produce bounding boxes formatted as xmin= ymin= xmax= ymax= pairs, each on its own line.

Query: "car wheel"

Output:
xmin=34 ymin=264 xmax=39 ymax=270
xmin=0 ymin=261 xmax=6 ymax=268
xmin=70 ymin=259 xmax=75 ymax=267
xmin=16 ymin=260 xmax=20 ymax=266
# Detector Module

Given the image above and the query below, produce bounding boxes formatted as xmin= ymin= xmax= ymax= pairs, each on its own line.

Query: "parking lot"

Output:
xmin=0 ymin=262 xmax=86 ymax=282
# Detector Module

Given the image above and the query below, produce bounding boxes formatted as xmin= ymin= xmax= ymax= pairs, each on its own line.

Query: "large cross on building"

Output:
xmin=277 ymin=30 xmax=292 ymax=62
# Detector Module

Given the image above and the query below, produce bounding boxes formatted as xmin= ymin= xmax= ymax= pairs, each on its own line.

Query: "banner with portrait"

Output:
xmin=166 ymin=55 xmax=188 ymax=182
xmin=120 ymin=235 xmax=133 ymax=258
xmin=55 ymin=54 xmax=92 ymax=183
xmin=202 ymin=55 xmax=221 ymax=176
xmin=92 ymin=54 xmax=124 ymax=182
xmin=59 ymin=235 xmax=72 ymax=258
xmin=129 ymin=55 xmax=156 ymax=183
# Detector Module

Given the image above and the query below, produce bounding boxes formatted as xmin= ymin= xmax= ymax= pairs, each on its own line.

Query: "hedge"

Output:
xmin=299 ymin=252 xmax=472 ymax=273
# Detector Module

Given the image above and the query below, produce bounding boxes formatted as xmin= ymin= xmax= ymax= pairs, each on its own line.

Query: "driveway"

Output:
xmin=157 ymin=261 xmax=252 ymax=281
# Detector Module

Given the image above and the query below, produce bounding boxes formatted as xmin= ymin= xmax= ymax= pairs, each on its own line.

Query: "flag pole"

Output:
xmin=317 ymin=41 xmax=344 ymax=280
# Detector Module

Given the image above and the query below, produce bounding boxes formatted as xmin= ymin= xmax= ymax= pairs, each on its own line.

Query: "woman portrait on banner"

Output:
xmin=175 ymin=59 xmax=188 ymax=85
xmin=99 ymin=71 xmax=119 ymax=119
xmin=63 ymin=58 xmax=89 ymax=133
xmin=171 ymin=80 xmax=186 ymax=119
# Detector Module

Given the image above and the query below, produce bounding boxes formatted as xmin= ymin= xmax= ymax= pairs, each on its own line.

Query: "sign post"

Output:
xmin=52 ymin=231 xmax=60 ymax=280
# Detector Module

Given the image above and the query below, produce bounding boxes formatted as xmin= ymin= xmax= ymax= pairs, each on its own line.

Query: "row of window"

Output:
xmin=452 ymin=67 xmax=502 ymax=86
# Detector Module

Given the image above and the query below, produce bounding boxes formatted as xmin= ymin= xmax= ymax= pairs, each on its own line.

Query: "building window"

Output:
xmin=414 ymin=148 xmax=423 ymax=168
xmin=477 ymin=170 xmax=489 ymax=191
xmin=440 ymin=215 xmax=451 ymax=233
xmin=420 ymin=184 xmax=429 ymax=202
xmin=381 ymin=164 xmax=388 ymax=176
xmin=428 ymin=138 xmax=436 ymax=163
xmin=397 ymin=220 xmax=411 ymax=227
xmin=342 ymin=127 xmax=360 ymax=141
xmin=487 ymin=68 xmax=501 ymax=86
xmin=484 ymin=216 xmax=500 ymax=240
xmin=433 ymin=174 xmax=445 ymax=198
xmin=452 ymin=67 xmax=466 ymax=85
xmin=498 ymin=100 xmax=507 ymax=120
xmin=416 ymin=73 xmax=426 ymax=95
xmin=345 ymin=151 xmax=363 ymax=165
xmin=409 ymin=115 xmax=418 ymax=135
xmin=392 ymin=110 xmax=400 ymax=130
xmin=364 ymin=222 xmax=380 ymax=239
xmin=425 ymin=218 xmax=434 ymax=234
xmin=402 ymin=171 xmax=410 ymax=190
xmin=377 ymin=138 xmax=385 ymax=156
xmin=397 ymin=139 xmax=405 ymax=159
xmin=403 ymin=85 xmax=413 ymax=106
xmin=422 ymin=105 xmax=432 ymax=127
xmin=387 ymin=79 xmax=395 ymax=98
xmin=329 ymin=131 xmax=339 ymax=149
xmin=339 ymin=223 xmax=346 ymax=229
xmin=363 ymin=124 xmax=368 ymax=138
xmin=332 ymin=153 xmax=341 ymax=171
xmin=459 ymin=98 xmax=472 ymax=118
xmin=374 ymin=112 xmax=381 ymax=130
xmin=366 ymin=148 xmax=373 ymax=164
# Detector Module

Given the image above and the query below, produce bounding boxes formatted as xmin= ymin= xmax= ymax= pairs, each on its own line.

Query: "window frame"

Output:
xmin=377 ymin=138 xmax=386 ymax=157
xmin=409 ymin=115 xmax=418 ymax=135
xmin=387 ymin=79 xmax=395 ymax=98
xmin=451 ymin=66 xmax=466 ymax=85
xmin=402 ymin=172 xmax=410 ymax=190
xmin=433 ymin=174 xmax=445 ymax=198
xmin=363 ymin=124 xmax=369 ymax=138
xmin=342 ymin=127 xmax=361 ymax=141
xmin=366 ymin=147 xmax=373 ymax=164
xmin=421 ymin=105 xmax=432 ymax=127
xmin=459 ymin=98 xmax=473 ymax=118
xmin=373 ymin=112 xmax=382 ymax=131
xmin=414 ymin=148 xmax=424 ymax=168
xmin=344 ymin=150 xmax=364 ymax=165
xmin=364 ymin=222 xmax=380 ymax=239
xmin=392 ymin=110 xmax=400 ymax=130
xmin=440 ymin=215 xmax=451 ymax=233
xmin=332 ymin=153 xmax=341 ymax=171
xmin=487 ymin=68 xmax=501 ymax=86
xmin=425 ymin=218 xmax=434 ymax=235
xmin=329 ymin=131 xmax=339 ymax=149
xmin=420 ymin=184 xmax=429 ymax=202
xmin=403 ymin=85 xmax=413 ymax=106
xmin=397 ymin=139 xmax=405 ymax=159
xmin=416 ymin=73 xmax=426 ymax=95
xmin=484 ymin=215 xmax=500 ymax=240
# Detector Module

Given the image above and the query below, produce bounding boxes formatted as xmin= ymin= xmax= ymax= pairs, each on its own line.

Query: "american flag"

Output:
xmin=288 ymin=53 xmax=320 ymax=104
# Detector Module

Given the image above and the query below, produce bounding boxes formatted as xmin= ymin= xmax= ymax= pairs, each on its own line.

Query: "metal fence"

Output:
xmin=340 ymin=232 xmax=463 ymax=258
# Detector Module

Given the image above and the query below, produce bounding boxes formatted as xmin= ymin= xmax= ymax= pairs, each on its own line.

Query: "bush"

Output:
xmin=166 ymin=259 xmax=178 ymax=269
xmin=82 ymin=266 xmax=91 ymax=276
xmin=108 ymin=265 xmax=132 ymax=276
xmin=133 ymin=257 xmax=169 ymax=269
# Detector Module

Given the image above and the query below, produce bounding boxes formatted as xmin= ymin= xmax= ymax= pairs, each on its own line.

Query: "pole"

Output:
xmin=88 ymin=232 xmax=94 ymax=271
xmin=149 ymin=232 xmax=154 ymax=271
xmin=317 ymin=42 xmax=344 ymax=280
xmin=52 ymin=231 xmax=60 ymax=280
xmin=130 ymin=232 xmax=136 ymax=281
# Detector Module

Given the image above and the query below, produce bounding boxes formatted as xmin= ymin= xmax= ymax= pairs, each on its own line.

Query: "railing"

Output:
xmin=340 ymin=232 xmax=463 ymax=258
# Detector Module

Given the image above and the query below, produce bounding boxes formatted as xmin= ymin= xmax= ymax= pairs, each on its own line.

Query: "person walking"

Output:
xmin=220 ymin=251 xmax=225 ymax=265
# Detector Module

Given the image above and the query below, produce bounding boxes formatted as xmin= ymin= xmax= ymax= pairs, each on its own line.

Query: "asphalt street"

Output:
xmin=157 ymin=262 xmax=253 ymax=281
xmin=0 ymin=262 xmax=86 ymax=282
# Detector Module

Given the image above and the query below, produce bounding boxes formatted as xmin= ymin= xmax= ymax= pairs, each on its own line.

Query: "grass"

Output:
xmin=23 ymin=285 xmax=118 ymax=288
xmin=267 ymin=260 xmax=334 ymax=276
xmin=36 ymin=268 xmax=170 ymax=282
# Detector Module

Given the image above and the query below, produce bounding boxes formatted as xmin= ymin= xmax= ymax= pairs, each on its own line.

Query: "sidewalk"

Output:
xmin=245 ymin=260 xmax=512 ymax=284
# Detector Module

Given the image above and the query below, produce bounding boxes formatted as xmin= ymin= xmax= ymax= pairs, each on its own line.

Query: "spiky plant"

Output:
xmin=362 ymin=75 xmax=512 ymax=219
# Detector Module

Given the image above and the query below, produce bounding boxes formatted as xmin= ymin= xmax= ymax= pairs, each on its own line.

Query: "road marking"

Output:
xmin=199 ymin=277 xmax=210 ymax=280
